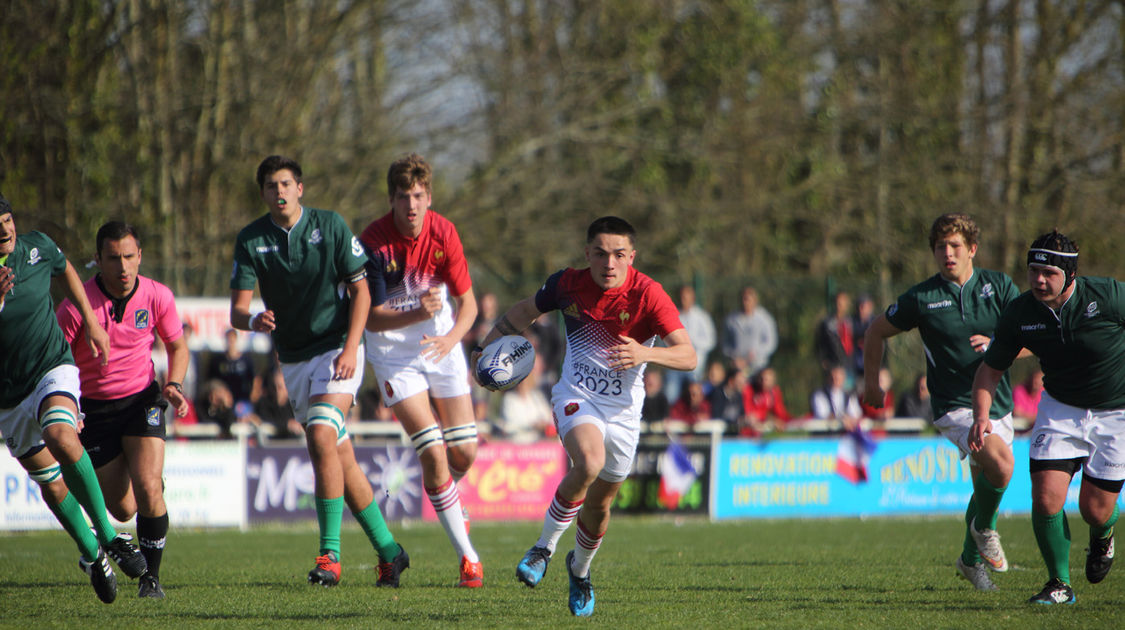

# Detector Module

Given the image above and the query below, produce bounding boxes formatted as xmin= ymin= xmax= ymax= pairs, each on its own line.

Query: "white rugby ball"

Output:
xmin=476 ymin=335 xmax=536 ymax=391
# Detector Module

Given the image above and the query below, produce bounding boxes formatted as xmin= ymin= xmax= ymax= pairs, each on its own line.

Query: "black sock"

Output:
xmin=137 ymin=512 xmax=169 ymax=579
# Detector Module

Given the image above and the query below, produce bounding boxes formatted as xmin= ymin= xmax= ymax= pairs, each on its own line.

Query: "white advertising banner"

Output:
xmin=0 ymin=440 xmax=246 ymax=531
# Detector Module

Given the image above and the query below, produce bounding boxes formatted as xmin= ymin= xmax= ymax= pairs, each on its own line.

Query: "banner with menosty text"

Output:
xmin=711 ymin=436 xmax=1125 ymax=520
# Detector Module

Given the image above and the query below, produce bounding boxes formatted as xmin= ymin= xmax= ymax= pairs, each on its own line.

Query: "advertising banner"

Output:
xmin=246 ymin=444 xmax=426 ymax=522
xmin=1 ymin=440 xmax=244 ymax=530
xmin=612 ymin=441 xmax=711 ymax=515
xmin=422 ymin=441 xmax=568 ymax=522
xmin=710 ymin=436 xmax=1124 ymax=519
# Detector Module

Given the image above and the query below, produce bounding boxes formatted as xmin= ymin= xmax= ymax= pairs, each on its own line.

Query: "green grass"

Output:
xmin=1 ymin=516 xmax=1122 ymax=628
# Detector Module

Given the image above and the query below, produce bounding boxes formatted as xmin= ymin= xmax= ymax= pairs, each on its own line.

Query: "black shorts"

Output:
xmin=80 ymin=381 xmax=167 ymax=468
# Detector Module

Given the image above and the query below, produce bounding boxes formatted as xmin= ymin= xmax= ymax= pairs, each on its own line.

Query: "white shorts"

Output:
xmin=280 ymin=345 xmax=364 ymax=425
xmin=552 ymin=396 xmax=640 ymax=483
xmin=365 ymin=334 xmax=470 ymax=407
xmin=0 ymin=365 xmax=82 ymax=458
xmin=1030 ymin=392 xmax=1125 ymax=481
xmin=934 ymin=407 xmax=1014 ymax=460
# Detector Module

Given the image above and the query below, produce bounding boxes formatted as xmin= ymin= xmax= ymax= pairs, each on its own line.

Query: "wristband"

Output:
xmin=165 ymin=382 xmax=184 ymax=394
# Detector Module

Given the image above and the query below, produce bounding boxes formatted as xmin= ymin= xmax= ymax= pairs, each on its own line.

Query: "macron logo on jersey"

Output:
xmin=255 ymin=245 xmax=279 ymax=254
xmin=1021 ymin=323 xmax=1048 ymax=331
xmin=926 ymin=299 xmax=953 ymax=310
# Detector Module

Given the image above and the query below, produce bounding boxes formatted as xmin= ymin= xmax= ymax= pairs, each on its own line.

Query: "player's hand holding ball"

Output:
xmin=474 ymin=335 xmax=535 ymax=392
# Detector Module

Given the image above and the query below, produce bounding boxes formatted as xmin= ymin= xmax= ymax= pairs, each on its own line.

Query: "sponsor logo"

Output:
xmin=146 ymin=406 xmax=161 ymax=426
xmin=926 ymin=299 xmax=953 ymax=310
xmin=1085 ymin=301 xmax=1100 ymax=318
xmin=1034 ymin=252 xmax=1048 ymax=262
xmin=255 ymin=245 xmax=280 ymax=254
xmin=384 ymin=381 xmax=394 ymax=398
xmin=1033 ymin=433 xmax=1047 ymax=447
xmin=308 ymin=228 xmax=323 ymax=245
xmin=887 ymin=304 xmax=898 ymax=317
xmin=501 ymin=338 xmax=533 ymax=366
xmin=434 ymin=250 xmax=444 ymax=261
xmin=27 ymin=247 xmax=42 ymax=266
xmin=979 ymin=283 xmax=994 ymax=299
xmin=565 ymin=402 xmax=579 ymax=416
xmin=134 ymin=309 xmax=150 ymax=329
xmin=1021 ymin=323 xmax=1048 ymax=331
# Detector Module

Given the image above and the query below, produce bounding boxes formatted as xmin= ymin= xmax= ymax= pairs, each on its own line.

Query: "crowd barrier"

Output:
xmin=1 ymin=433 xmax=1114 ymax=532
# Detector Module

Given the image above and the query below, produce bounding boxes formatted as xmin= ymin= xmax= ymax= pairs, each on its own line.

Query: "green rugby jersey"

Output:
xmin=985 ymin=276 xmax=1125 ymax=410
xmin=885 ymin=268 xmax=1018 ymax=419
xmin=0 ymin=232 xmax=74 ymax=408
xmin=231 ymin=207 xmax=367 ymax=363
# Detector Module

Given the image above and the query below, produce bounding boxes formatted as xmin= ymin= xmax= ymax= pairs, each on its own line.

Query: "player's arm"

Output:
xmin=230 ymin=288 xmax=275 ymax=333
xmin=420 ymin=287 xmax=477 ymax=362
xmin=969 ymin=362 xmax=1005 ymax=452
xmin=162 ymin=334 xmax=191 ymax=417
xmin=862 ymin=315 xmax=903 ymax=407
xmin=56 ymin=259 xmax=109 ymax=365
xmin=609 ymin=328 xmax=695 ymax=372
xmin=333 ymin=272 xmax=371 ymax=379
xmin=469 ymin=297 xmax=543 ymax=371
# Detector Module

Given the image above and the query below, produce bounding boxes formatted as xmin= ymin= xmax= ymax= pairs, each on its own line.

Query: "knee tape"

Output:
xmin=442 ymin=424 xmax=479 ymax=448
xmin=29 ymin=464 xmax=63 ymax=486
xmin=307 ymin=402 xmax=348 ymax=442
xmin=410 ymin=425 xmax=444 ymax=456
xmin=40 ymin=406 xmax=78 ymax=430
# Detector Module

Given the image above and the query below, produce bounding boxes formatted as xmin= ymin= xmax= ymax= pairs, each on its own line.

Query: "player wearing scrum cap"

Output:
xmin=863 ymin=213 xmax=1025 ymax=591
xmin=0 ymin=194 xmax=146 ymax=604
xmin=359 ymin=153 xmax=482 ymax=587
xmin=471 ymin=216 xmax=694 ymax=616
xmin=972 ymin=230 xmax=1123 ymax=605
xmin=230 ymin=155 xmax=406 ymax=588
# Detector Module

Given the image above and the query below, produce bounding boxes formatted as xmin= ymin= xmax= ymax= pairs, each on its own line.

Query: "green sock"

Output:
xmin=46 ymin=492 xmax=100 ymax=561
xmin=961 ymin=497 xmax=981 ymax=564
xmin=354 ymin=499 xmax=399 ymax=561
xmin=315 ymin=496 xmax=344 ymax=558
xmin=1032 ymin=508 xmax=1071 ymax=583
xmin=972 ymin=473 xmax=1006 ymax=530
xmin=1091 ymin=504 xmax=1119 ymax=541
xmin=58 ymin=451 xmax=116 ymax=546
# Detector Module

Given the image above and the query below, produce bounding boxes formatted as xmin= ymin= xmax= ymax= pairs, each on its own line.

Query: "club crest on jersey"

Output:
xmin=1085 ymin=301 xmax=1100 ymax=318
xmin=434 ymin=250 xmax=444 ymax=261
xmin=134 ymin=309 xmax=150 ymax=329
xmin=564 ymin=402 xmax=580 ymax=416
xmin=27 ymin=247 xmax=42 ymax=266
xmin=308 ymin=228 xmax=323 ymax=245
xmin=618 ymin=311 xmax=630 ymax=324
xmin=979 ymin=282 xmax=994 ymax=299
xmin=146 ymin=406 xmax=161 ymax=427
xmin=384 ymin=381 xmax=394 ymax=398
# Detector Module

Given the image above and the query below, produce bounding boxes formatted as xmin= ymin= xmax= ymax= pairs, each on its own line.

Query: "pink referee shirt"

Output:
xmin=57 ymin=275 xmax=183 ymax=400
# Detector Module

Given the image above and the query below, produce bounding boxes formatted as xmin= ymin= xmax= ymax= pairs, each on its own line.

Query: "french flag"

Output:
xmin=836 ymin=425 xmax=877 ymax=483
xmin=658 ymin=442 xmax=697 ymax=510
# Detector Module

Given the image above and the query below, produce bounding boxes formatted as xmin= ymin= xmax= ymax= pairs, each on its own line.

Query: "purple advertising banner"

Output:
xmin=246 ymin=444 xmax=424 ymax=521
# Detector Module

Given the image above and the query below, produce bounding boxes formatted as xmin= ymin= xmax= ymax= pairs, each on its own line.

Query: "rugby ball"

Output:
xmin=476 ymin=335 xmax=535 ymax=391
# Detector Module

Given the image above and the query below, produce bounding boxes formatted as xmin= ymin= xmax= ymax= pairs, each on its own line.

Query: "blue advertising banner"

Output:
xmin=713 ymin=436 xmax=1053 ymax=519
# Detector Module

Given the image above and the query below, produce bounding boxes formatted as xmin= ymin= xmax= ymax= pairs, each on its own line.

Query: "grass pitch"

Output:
xmin=1 ymin=515 xmax=1122 ymax=628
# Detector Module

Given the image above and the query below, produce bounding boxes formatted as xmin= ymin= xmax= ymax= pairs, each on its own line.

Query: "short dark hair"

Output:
xmin=0 ymin=192 xmax=11 ymax=218
xmin=586 ymin=216 xmax=635 ymax=246
xmin=95 ymin=221 xmax=141 ymax=254
xmin=256 ymin=155 xmax=303 ymax=191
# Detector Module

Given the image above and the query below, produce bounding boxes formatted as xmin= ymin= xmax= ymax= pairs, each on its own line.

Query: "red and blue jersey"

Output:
xmin=359 ymin=210 xmax=472 ymax=350
xmin=536 ymin=266 xmax=683 ymax=416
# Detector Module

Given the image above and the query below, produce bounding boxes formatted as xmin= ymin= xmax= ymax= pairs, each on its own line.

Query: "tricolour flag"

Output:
xmin=836 ymin=425 xmax=877 ymax=483
xmin=658 ymin=441 xmax=698 ymax=509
